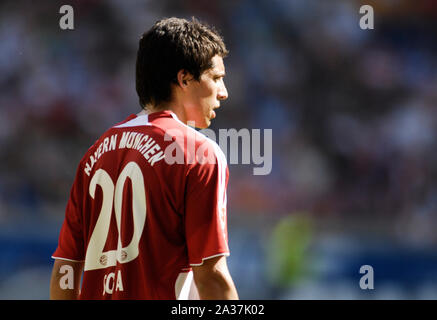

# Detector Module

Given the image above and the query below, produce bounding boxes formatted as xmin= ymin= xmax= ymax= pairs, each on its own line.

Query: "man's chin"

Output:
xmin=196 ymin=121 xmax=210 ymax=129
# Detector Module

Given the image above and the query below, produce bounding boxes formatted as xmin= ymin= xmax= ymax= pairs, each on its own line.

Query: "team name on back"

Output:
xmin=84 ymin=131 xmax=165 ymax=176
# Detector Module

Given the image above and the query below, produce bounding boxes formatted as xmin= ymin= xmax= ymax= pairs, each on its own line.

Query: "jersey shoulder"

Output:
xmin=154 ymin=113 xmax=227 ymax=167
xmin=77 ymin=111 xmax=228 ymax=174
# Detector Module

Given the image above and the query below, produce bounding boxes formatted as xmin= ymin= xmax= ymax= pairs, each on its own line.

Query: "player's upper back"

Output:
xmin=54 ymin=110 xmax=229 ymax=299
xmin=81 ymin=110 xmax=226 ymax=178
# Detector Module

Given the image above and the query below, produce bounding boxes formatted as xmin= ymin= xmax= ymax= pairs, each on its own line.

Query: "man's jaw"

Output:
xmin=210 ymin=105 xmax=220 ymax=119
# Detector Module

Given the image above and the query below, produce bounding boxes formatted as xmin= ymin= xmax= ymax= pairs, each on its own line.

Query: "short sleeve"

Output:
xmin=52 ymin=164 xmax=85 ymax=262
xmin=184 ymin=142 xmax=229 ymax=266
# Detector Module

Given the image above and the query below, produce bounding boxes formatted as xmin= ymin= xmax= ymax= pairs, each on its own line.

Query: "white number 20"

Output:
xmin=84 ymin=162 xmax=146 ymax=271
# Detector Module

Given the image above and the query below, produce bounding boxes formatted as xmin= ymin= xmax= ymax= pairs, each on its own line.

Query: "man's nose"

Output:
xmin=217 ymin=81 xmax=228 ymax=101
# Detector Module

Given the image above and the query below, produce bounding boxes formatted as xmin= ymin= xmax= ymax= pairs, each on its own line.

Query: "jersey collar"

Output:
xmin=144 ymin=110 xmax=179 ymax=122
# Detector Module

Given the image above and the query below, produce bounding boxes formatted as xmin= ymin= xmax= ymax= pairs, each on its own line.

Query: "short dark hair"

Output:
xmin=136 ymin=17 xmax=228 ymax=110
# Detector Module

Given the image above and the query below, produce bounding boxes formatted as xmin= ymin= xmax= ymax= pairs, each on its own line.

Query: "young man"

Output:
xmin=50 ymin=17 xmax=239 ymax=300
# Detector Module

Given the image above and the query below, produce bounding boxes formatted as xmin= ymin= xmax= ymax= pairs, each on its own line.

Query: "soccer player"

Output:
xmin=50 ymin=17 xmax=239 ymax=300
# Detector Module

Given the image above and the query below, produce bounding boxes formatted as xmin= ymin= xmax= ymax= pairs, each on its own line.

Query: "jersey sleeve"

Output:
xmin=52 ymin=163 xmax=85 ymax=262
xmin=184 ymin=141 xmax=230 ymax=266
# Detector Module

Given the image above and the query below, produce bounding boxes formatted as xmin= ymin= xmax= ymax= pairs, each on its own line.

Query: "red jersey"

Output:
xmin=52 ymin=110 xmax=230 ymax=299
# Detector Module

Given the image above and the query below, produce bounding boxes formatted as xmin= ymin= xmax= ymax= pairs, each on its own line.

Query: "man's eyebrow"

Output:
xmin=214 ymin=71 xmax=226 ymax=77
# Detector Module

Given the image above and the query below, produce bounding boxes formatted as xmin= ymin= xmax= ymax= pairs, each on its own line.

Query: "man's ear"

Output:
xmin=176 ymin=69 xmax=192 ymax=89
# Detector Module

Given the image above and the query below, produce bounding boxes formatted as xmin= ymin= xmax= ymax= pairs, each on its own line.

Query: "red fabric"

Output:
xmin=53 ymin=111 xmax=229 ymax=299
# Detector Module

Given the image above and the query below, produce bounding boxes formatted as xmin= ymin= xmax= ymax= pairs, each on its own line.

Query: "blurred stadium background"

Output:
xmin=1 ymin=0 xmax=437 ymax=299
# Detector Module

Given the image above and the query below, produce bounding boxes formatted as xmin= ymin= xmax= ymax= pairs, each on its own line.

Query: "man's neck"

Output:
xmin=137 ymin=103 xmax=186 ymax=123
xmin=136 ymin=109 xmax=148 ymax=116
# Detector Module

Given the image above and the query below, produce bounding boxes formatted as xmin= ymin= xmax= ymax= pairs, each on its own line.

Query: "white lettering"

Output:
xmin=102 ymin=137 xmax=109 ymax=153
xmin=109 ymin=134 xmax=117 ymax=151
xmin=103 ymin=271 xmax=124 ymax=295
xmin=84 ymin=134 xmax=119 ymax=176
xmin=59 ymin=5 xmax=74 ymax=30
xmin=143 ymin=143 xmax=159 ymax=160
xmin=149 ymin=150 xmax=165 ymax=166
xmin=119 ymin=132 xmax=130 ymax=149
xmin=125 ymin=132 xmax=137 ymax=148
xmin=359 ymin=5 xmax=374 ymax=30
xmin=251 ymin=129 xmax=272 ymax=176
xmin=359 ymin=265 xmax=374 ymax=289
xmin=59 ymin=265 xmax=74 ymax=290
xmin=139 ymin=137 xmax=155 ymax=154
xmin=132 ymin=133 xmax=144 ymax=149
xmin=172 ymin=304 xmax=205 ymax=317
xmin=115 ymin=270 xmax=124 ymax=292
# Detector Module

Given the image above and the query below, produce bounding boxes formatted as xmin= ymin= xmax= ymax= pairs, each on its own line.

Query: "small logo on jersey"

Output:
xmin=99 ymin=255 xmax=107 ymax=266
xmin=120 ymin=250 xmax=128 ymax=261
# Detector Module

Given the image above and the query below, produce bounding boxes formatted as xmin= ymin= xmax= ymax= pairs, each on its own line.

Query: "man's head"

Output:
xmin=136 ymin=17 xmax=228 ymax=128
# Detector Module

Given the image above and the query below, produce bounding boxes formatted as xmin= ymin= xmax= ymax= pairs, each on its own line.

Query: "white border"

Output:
xmin=51 ymin=256 xmax=84 ymax=262
xmin=114 ymin=114 xmax=150 ymax=128
xmin=189 ymin=252 xmax=230 ymax=267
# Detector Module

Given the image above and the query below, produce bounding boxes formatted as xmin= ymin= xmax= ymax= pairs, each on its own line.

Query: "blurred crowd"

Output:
xmin=1 ymin=0 xmax=437 ymax=250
